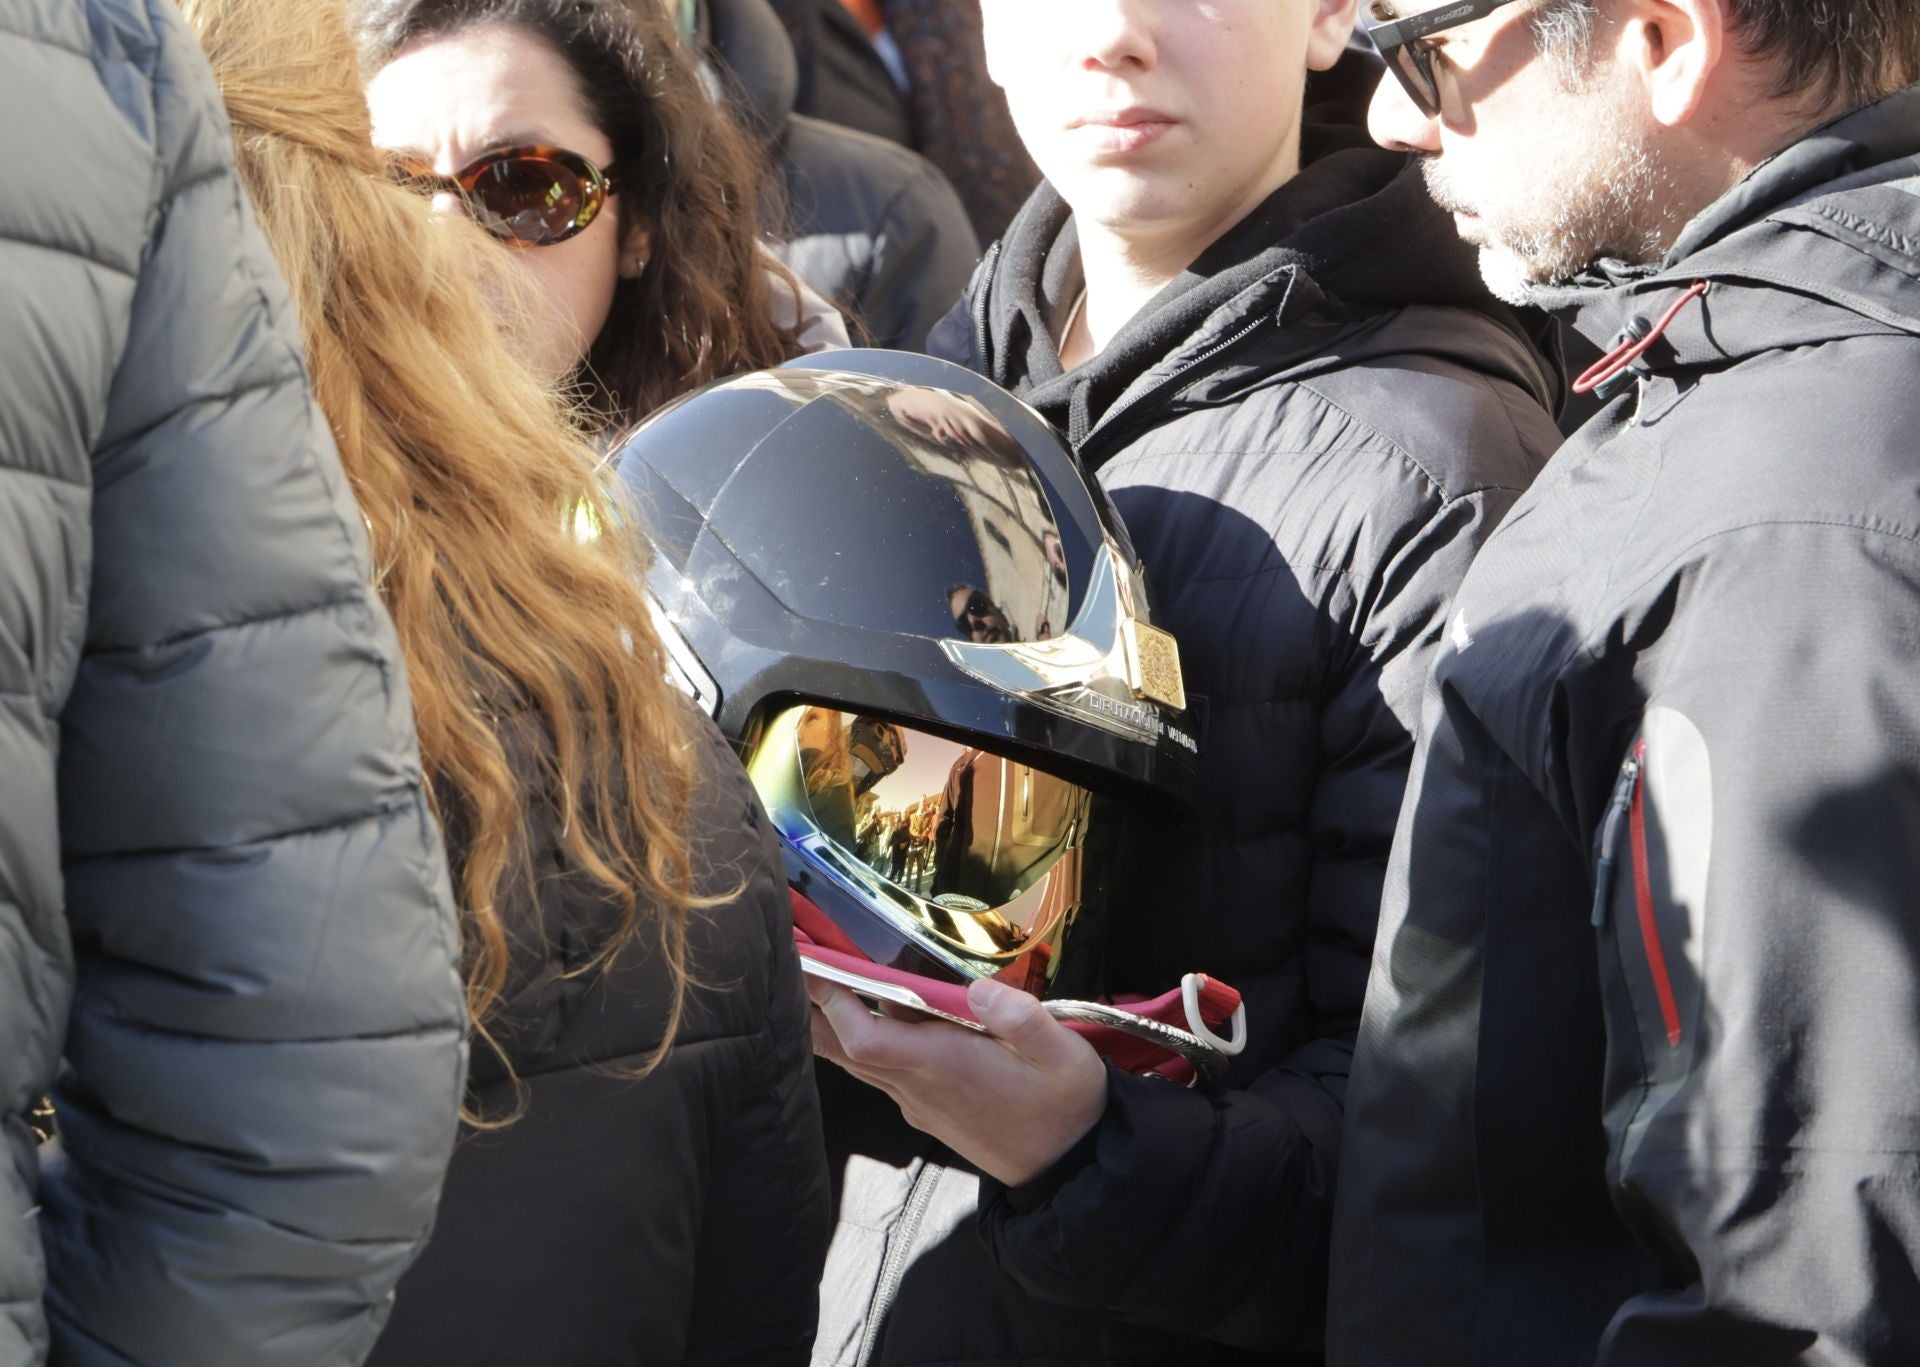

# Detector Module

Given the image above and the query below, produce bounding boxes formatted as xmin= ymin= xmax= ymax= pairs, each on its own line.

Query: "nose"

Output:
xmin=1078 ymin=0 xmax=1156 ymax=73
xmin=1368 ymin=68 xmax=1442 ymax=154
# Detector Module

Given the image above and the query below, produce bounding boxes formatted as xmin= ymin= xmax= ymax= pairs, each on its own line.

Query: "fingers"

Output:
xmin=807 ymin=980 xmax=876 ymax=1044
xmin=805 ymin=981 xmax=947 ymax=1073
xmin=966 ymin=977 xmax=1084 ymax=1068
xmin=808 ymin=1001 xmax=852 ymax=1068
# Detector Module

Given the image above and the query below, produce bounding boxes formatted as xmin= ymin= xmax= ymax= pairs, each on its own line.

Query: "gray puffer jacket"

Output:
xmin=2 ymin=2 xmax=466 ymax=1364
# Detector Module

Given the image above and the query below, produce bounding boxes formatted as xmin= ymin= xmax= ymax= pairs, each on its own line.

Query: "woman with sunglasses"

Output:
xmin=357 ymin=0 xmax=823 ymax=435
xmin=184 ymin=0 xmax=831 ymax=1360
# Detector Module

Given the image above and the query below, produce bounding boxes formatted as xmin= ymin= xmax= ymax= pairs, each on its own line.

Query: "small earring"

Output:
xmin=621 ymin=254 xmax=649 ymax=278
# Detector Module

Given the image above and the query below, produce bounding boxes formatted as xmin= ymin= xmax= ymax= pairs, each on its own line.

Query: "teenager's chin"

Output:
xmin=1058 ymin=170 xmax=1188 ymax=232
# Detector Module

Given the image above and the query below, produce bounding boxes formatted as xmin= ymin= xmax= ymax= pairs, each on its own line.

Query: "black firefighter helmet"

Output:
xmin=614 ymin=349 xmax=1199 ymax=1002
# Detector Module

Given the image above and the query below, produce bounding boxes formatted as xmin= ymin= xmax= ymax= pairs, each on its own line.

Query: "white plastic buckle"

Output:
xmin=1181 ymin=973 xmax=1247 ymax=1057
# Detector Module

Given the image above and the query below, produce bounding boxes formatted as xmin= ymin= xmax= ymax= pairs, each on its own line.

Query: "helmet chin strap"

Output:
xmin=791 ymin=888 xmax=1247 ymax=1090
xmin=1038 ymin=996 xmax=1238 ymax=1090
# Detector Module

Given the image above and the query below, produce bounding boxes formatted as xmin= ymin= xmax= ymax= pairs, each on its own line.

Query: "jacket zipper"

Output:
xmin=1590 ymin=754 xmax=1641 ymax=927
xmin=857 ymin=1160 xmax=941 ymax=1367
xmin=1626 ymin=738 xmax=1685 ymax=1047
xmin=1076 ymin=312 xmax=1272 ymax=467
xmin=972 ymin=240 xmax=1003 ymax=370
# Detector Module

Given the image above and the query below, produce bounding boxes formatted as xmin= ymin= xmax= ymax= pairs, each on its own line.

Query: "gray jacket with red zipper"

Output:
xmin=1329 ymin=83 xmax=1920 ymax=1367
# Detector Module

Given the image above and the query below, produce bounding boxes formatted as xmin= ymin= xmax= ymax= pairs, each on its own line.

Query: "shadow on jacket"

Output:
xmin=2 ymin=1 xmax=466 ymax=1363
xmin=1329 ymin=82 xmax=1920 ymax=1367
xmin=813 ymin=48 xmax=1566 ymax=1367
xmin=696 ymin=0 xmax=980 ymax=353
xmin=366 ymin=714 xmax=832 ymax=1366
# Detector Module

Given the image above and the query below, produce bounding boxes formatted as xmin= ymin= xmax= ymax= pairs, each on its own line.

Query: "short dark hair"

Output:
xmin=1532 ymin=0 xmax=1920 ymax=111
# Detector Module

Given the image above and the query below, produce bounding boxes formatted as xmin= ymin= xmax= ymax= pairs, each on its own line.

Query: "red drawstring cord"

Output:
xmin=1571 ymin=280 xmax=1711 ymax=396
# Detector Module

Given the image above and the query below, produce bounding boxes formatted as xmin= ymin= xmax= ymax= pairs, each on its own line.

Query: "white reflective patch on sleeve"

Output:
xmin=1643 ymin=705 xmax=1714 ymax=985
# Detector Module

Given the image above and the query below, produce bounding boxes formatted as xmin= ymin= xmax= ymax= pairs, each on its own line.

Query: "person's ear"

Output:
xmin=1622 ymin=0 xmax=1725 ymax=127
xmin=1306 ymin=0 xmax=1360 ymax=73
xmin=619 ymin=221 xmax=654 ymax=279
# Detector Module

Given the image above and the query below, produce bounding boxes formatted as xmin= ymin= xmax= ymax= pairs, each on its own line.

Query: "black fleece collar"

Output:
xmin=977 ymin=50 xmax=1540 ymax=454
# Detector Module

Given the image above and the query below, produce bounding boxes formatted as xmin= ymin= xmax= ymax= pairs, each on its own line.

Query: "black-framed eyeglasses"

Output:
xmin=1361 ymin=0 xmax=1526 ymax=117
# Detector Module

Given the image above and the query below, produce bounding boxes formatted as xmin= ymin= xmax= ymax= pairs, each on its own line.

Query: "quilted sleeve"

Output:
xmin=34 ymin=3 xmax=467 ymax=1364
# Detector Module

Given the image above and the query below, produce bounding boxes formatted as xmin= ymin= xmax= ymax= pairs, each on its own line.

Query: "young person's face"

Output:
xmin=980 ymin=0 xmax=1357 ymax=248
xmin=1366 ymin=2 xmax=1683 ymax=304
xmin=367 ymin=22 xmax=641 ymax=379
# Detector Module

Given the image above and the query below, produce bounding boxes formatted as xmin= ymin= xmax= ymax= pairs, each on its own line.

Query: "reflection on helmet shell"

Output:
xmin=708 ymin=371 xmax=1072 ymax=647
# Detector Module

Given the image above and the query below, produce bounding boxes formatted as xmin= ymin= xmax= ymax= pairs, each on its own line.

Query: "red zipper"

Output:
xmin=1629 ymin=738 xmax=1684 ymax=1046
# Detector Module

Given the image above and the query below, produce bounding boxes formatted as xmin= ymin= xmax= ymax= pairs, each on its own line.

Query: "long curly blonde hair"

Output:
xmin=183 ymin=0 xmax=705 ymax=1113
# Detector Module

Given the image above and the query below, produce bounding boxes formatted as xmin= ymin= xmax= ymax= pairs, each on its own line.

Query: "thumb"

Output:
xmin=967 ymin=977 xmax=1078 ymax=1067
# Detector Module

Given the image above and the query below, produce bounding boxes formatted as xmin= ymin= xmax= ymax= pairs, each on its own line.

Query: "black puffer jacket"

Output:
xmin=811 ymin=55 xmax=1563 ymax=1366
xmin=698 ymin=0 xmax=979 ymax=352
xmin=1329 ymin=84 xmax=1920 ymax=1367
xmin=368 ymin=714 xmax=832 ymax=1366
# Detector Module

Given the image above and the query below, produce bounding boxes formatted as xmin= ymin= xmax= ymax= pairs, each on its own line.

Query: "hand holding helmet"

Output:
xmin=616 ymin=350 xmax=1244 ymax=1096
xmin=808 ymin=973 xmax=1107 ymax=1187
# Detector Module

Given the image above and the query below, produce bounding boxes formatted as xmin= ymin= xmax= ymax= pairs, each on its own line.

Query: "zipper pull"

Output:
xmin=1591 ymin=753 xmax=1643 ymax=927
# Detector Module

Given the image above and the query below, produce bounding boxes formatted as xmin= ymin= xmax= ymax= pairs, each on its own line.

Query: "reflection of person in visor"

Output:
xmin=797 ymin=707 xmax=859 ymax=847
xmin=886 ymin=819 xmax=913 ymax=884
xmin=847 ymin=716 xmax=908 ymax=793
xmin=927 ymin=747 xmax=1084 ymax=959
xmin=802 ymin=708 xmax=911 ymax=851
xmin=931 ymin=749 xmax=1077 ymax=910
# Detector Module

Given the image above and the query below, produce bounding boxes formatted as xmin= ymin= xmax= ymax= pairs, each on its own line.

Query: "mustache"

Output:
xmin=1417 ymin=154 xmax=1473 ymax=215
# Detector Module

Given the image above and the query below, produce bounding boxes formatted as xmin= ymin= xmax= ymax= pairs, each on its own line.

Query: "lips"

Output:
xmin=1068 ymin=106 xmax=1176 ymax=155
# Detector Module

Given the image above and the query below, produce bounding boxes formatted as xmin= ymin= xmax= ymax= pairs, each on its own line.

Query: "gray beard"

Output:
xmin=1422 ymin=138 xmax=1686 ymax=308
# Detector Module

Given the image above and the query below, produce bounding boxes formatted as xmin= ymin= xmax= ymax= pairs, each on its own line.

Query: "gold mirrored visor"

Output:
xmin=747 ymin=705 xmax=1092 ymax=974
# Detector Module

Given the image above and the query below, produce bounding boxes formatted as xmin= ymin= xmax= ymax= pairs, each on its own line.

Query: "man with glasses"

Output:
xmin=1331 ymin=3 xmax=1920 ymax=1363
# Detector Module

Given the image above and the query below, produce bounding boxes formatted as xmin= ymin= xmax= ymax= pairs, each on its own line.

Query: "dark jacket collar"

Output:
xmin=1536 ymin=82 xmax=1920 ymax=365
xmin=972 ymin=48 xmax=1560 ymax=454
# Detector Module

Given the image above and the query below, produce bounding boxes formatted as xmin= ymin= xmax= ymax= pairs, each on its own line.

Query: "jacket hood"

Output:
xmin=699 ymin=0 xmax=798 ymax=144
xmin=1536 ymin=81 xmax=1920 ymax=368
xmin=969 ymin=46 xmax=1564 ymax=453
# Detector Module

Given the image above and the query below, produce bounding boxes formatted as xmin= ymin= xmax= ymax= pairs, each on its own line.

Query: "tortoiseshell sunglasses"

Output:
xmin=389 ymin=145 xmax=620 ymax=248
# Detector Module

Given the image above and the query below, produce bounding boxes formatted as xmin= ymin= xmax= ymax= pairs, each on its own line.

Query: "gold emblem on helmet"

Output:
xmin=1125 ymin=620 xmax=1187 ymax=712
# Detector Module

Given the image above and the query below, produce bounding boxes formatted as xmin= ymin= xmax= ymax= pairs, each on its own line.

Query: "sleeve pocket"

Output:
xmin=1590 ymin=707 xmax=1713 ymax=1249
